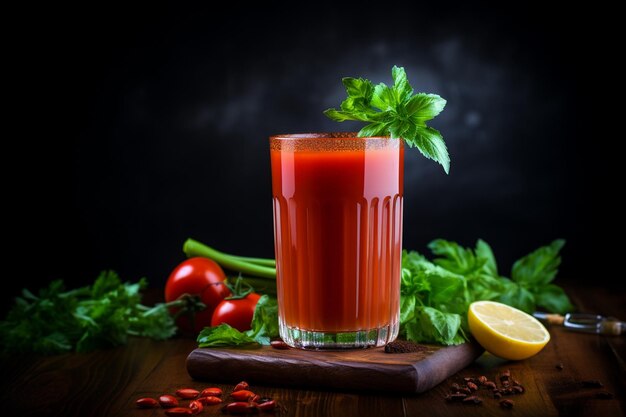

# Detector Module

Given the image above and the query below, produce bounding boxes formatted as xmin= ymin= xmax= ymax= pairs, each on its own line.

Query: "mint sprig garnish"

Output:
xmin=324 ymin=66 xmax=450 ymax=174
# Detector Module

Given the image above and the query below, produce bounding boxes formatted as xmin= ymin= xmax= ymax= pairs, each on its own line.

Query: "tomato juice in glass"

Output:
xmin=270 ymin=133 xmax=403 ymax=349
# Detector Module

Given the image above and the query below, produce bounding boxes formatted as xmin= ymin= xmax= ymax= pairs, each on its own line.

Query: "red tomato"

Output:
xmin=165 ymin=257 xmax=231 ymax=333
xmin=211 ymin=293 xmax=261 ymax=332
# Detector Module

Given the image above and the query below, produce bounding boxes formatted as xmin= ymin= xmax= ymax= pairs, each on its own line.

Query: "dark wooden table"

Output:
xmin=1 ymin=284 xmax=624 ymax=417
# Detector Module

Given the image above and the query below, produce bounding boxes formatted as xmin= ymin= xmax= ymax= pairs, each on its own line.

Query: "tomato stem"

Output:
xmin=183 ymin=239 xmax=276 ymax=279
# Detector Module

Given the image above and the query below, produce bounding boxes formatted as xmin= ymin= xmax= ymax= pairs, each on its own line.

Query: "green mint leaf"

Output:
xmin=342 ymin=77 xmax=374 ymax=100
xmin=405 ymin=126 xmax=450 ymax=174
xmin=406 ymin=94 xmax=446 ymax=124
xmin=324 ymin=66 xmax=449 ymax=173
xmin=391 ymin=65 xmax=413 ymax=103
xmin=371 ymin=82 xmax=397 ymax=111
xmin=358 ymin=121 xmax=390 ymax=137
xmin=323 ymin=109 xmax=359 ymax=122
xmin=511 ymin=240 xmax=565 ymax=286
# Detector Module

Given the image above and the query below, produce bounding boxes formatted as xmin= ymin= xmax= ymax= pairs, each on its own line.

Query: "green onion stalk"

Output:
xmin=183 ymin=239 xmax=277 ymax=295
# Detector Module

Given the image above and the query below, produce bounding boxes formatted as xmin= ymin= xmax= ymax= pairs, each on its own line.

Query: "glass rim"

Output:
xmin=270 ymin=132 xmax=391 ymax=141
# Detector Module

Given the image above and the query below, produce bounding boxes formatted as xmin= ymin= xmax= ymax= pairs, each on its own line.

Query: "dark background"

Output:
xmin=5 ymin=3 xmax=617 ymax=306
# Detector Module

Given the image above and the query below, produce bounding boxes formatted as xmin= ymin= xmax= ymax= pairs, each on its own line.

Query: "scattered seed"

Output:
xmin=467 ymin=382 xmax=478 ymax=392
xmin=175 ymin=388 xmax=200 ymax=399
xmin=500 ymin=370 xmax=511 ymax=381
xmin=136 ymin=397 xmax=159 ymax=409
xmin=199 ymin=396 xmax=223 ymax=405
xmin=450 ymin=383 xmax=461 ymax=392
xmin=200 ymin=387 xmax=223 ymax=397
xmin=484 ymin=381 xmax=496 ymax=390
xmin=500 ymin=399 xmax=514 ymax=409
xmin=462 ymin=395 xmax=482 ymax=405
xmin=270 ymin=340 xmax=290 ymax=350
xmin=477 ymin=376 xmax=488 ymax=385
xmin=232 ymin=381 xmax=250 ymax=392
xmin=512 ymin=386 xmax=524 ymax=394
xmin=556 ymin=363 xmax=564 ymax=371
xmin=159 ymin=395 xmax=179 ymax=409
xmin=164 ymin=407 xmax=193 ymax=416
xmin=494 ymin=392 xmax=503 ymax=399
xmin=459 ymin=387 xmax=471 ymax=395
xmin=445 ymin=393 xmax=467 ymax=402
xmin=595 ymin=391 xmax=614 ymax=399
xmin=581 ymin=380 xmax=604 ymax=388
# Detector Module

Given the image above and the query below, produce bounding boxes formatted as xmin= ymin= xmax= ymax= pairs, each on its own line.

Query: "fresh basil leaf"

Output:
xmin=400 ymin=295 xmax=417 ymax=324
xmin=512 ymin=240 xmax=565 ymax=286
xmin=475 ymin=239 xmax=498 ymax=277
xmin=405 ymin=306 xmax=465 ymax=345
xmin=245 ymin=295 xmax=279 ymax=345
xmin=429 ymin=239 xmax=485 ymax=276
xmin=534 ymin=284 xmax=574 ymax=315
xmin=197 ymin=323 xmax=257 ymax=347
xmin=496 ymin=282 xmax=536 ymax=313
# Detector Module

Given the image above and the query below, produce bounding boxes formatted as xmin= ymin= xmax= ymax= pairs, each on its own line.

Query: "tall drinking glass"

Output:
xmin=270 ymin=133 xmax=403 ymax=349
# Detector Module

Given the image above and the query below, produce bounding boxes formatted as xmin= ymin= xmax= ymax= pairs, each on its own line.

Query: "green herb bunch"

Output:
xmin=0 ymin=271 xmax=177 ymax=354
xmin=325 ymin=66 xmax=450 ymax=173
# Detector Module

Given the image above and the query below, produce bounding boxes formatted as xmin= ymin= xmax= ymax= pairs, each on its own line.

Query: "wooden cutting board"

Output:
xmin=186 ymin=341 xmax=483 ymax=394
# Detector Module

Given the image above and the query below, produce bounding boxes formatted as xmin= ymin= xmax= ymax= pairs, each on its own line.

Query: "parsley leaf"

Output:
xmin=324 ymin=65 xmax=450 ymax=173
xmin=0 ymin=271 xmax=176 ymax=355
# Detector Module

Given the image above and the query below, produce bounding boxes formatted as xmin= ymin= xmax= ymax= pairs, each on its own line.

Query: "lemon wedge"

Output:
xmin=468 ymin=301 xmax=550 ymax=360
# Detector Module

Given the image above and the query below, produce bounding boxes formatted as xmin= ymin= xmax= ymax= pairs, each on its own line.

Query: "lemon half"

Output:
xmin=468 ymin=301 xmax=550 ymax=360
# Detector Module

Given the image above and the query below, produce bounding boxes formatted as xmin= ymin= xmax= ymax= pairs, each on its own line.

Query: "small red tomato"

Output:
xmin=211 ymin=293 xmax=261 ymax=331
xmin=165 ymin=257 xmax=231 ymax=333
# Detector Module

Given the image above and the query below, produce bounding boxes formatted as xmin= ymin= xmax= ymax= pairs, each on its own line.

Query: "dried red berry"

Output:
xmin=462 ymin=395 xmax=482 ymax=404
xmin=477 ymin=376 xmax=488 ymax=385
xmin=467 ymin=382 xmax=478 ymax=391
xmin=233 ymin=381 xmax=250 ymax=392
xmin=136 ymin=397 xmax=159 ymax=408
xmin=270 ymin=340 xmax=290 ymax=349
xmin=176 ymin=388 xmax=200 ymax=399
xmin=199 ymin=396 xmax=223 ymax=405
xmin=595 ymin=391 xmax=614 ymax=399
xmin=200 ymin=387 xmax=223 ymax=397
xmin=165 ymin=407 xmax=193 ymax=416
xmin=189 ymin=400 xmax=203 ymax=414
xmin=159 ymin=395 xmax=179 ymax=408
xmin=500 ymin=399 xmax=514 ymax=409
xmin=230 ymin=389 xmax=256 ymax=401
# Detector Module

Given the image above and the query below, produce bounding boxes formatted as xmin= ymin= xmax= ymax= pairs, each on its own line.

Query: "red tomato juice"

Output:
xmin=270 ymin=134 xmax=403 ymax=342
